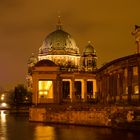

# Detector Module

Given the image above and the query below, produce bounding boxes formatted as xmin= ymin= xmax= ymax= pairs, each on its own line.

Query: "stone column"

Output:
xmin=70 ymin=78 xmax=75 ymax=102
xmin=106 ymin=75 xmax=110 ymax=104
xmin=52 ymin=80 xmax=56 ymax=103
xmin=105 ymin=75 xmax=109 ymax=104
xmin=81 ymin=79 xmax=87 ymax=102
xmin=53 ymin=78 xmax=62 ymax=103
xmin=123 ymin=68 xmax=128 ymax=103
xmin=53 ymin=76 xmax=62 ymax=103
xmin=102 ymin=76 xmax=107 ymax=104
xmin=138 ymin=65 xmax=140 ymax=102
xmin=93 ymin=79 xmax=97 ymax=99
xmin=109 ymin=74 xmax=113 ymax=103
xmin=116 ymin=73 xmax=120 ymax=100
xmin=113 ymin=73 xmax=118 ymax=103
xmin=99 ymin=76 xmax=103 ymax=103
xmin=32 ymin=74 xmax=38 ymax=105
xmin=119 ymin=71 xmax=123 ymax=102
xmin=127 ymin=67 xmax=133 ymax=104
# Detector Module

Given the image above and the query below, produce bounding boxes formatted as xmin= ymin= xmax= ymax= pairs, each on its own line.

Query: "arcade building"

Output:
xmin=27 ymin=18 xmax=140 ymax=105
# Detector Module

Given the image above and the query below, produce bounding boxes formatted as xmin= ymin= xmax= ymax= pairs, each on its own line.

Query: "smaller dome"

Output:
xmin=35 ymin=59 xmax=57 ymax=67
xmin=83 ymin=41 xmax=96 ymax=56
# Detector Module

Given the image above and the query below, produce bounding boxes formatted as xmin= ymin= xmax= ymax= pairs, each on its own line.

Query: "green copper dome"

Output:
xmin=39 ymin=29 xmax=79 ymax=55
xmin=83 ymin=42 xmax=96 ymax=56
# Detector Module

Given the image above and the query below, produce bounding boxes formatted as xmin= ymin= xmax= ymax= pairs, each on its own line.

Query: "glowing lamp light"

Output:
xmin=1 ymin=103 xmax=7 ymax=107
xmin=1 ymin=94 xmax=5 ymax=101
xmin=25 ymin=97 xmax=28 ymax=100
xmin=1 ymin=96 xmax=4 ymax=101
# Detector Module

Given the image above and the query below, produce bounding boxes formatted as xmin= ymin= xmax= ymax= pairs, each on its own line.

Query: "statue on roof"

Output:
xmin=132 ymin=25 xmax=140 ymax=53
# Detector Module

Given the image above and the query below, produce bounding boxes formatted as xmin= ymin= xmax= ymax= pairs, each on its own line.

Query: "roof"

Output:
xmin=39 ymin=29 xmax=80 ymax=55
xmin=35 ymin=59 xmax=57 ymax=67
xmin=97 ymin=53 xmax=140 ymax=72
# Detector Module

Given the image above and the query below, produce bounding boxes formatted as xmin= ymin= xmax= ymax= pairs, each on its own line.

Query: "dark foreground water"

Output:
xmin=1 ymin=110 xmax=140 ymax=140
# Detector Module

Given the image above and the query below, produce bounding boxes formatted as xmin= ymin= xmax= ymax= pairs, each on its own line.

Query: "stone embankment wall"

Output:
xmin=29 ymin=106 xmax=140 ymax=130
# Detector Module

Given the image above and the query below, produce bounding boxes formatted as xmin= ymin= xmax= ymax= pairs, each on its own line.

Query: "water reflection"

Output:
xmin=0 ymin=111 xmax=140 ymax=140
xmin=0 ymin=110 xmax=7 ymax=140
xmin=1 ymin=110 xmax=6 ymax=123
xmin=35 ymin=126 xmax=56 ymax=140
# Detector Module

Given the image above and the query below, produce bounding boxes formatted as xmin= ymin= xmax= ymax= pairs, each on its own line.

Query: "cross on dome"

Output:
xmin=56 ymin=16 xmax=63 ymax=30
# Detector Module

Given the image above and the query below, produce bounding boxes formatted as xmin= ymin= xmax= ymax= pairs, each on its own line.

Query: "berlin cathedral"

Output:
xmin=27 ymin=18 xmax=140 ymax=105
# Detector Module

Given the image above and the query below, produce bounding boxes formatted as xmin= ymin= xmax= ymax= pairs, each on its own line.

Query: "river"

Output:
xmin=0 ymin=110 xmax=140 ymax=140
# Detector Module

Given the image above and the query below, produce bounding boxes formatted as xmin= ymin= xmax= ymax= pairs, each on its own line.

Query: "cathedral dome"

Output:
xmin=38 ymin=17 xmax=80 ymax=70
xmin=83 ymin=42 xmax=96 ymax=56
xmin=39 ymin=26 xmax=79 ymax=56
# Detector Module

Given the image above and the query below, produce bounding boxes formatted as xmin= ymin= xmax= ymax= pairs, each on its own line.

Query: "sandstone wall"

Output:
xmin=29 ymin=106 xmax=140 ymax=130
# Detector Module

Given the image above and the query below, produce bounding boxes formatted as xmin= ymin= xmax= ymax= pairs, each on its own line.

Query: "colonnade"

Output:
xmin=97 ymin=65 xmax=140 ymax=104
xmin=61 ymin=78 xmax=97 ymax=102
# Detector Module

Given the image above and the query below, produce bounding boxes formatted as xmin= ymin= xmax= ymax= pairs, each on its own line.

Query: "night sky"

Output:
xmin=0 ymin=0 xmax=140 ymax=89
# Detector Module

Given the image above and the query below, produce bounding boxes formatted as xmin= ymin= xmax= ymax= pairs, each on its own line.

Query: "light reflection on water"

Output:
xmin=0 ymin=110 xmax=140 ymax=140
xmin=0 ymin=110 xmax=7 ymax=140
xmin=35 ymin=126 xmax=56 ymax=140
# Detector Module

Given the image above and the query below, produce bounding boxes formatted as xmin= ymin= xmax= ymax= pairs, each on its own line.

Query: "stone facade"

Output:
xmin=28 ymin=18 xmax=97 ymax=105
xmin=28 ymin=24 xmax=140 ymax=105
xmin=29 ymin=23 xmax=140 ymax=129
xmin=29 ymin=105 xmax=140 ymax=130
xmin=31 ymin=59 xmax=97 ymax=104
xmin=97 ymin=54 xmax=140 ymax=105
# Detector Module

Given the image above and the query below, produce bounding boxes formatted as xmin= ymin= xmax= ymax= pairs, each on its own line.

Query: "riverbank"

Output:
xmin=9 ymin=106 xmax=29 ymax=114
xmin=1 ymin=110 xmax=140 ymax=140
xmin=29 ymin=103 xmax=140 ymax=131
xmin=0 ymin=105 xmax=29 ymax=114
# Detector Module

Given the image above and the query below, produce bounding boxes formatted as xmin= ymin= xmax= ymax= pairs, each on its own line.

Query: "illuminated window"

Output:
xmin=125 ymin=86 xmax=128 ymax=94
xmin=38 ymin=80 xmax=53 ymax=99
xmin=133 ymin=66 xmax=138 ymax=76
xmin=124 ymin=68 xmax=127 ymax=77
xmin=134 ymin=85 xmax=139 ymax=94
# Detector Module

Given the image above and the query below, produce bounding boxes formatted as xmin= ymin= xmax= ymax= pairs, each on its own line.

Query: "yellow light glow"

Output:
xmin=1 ymin=94 xmax=5 ymax=101
xmin=35 ymin=126 xmax=55 ymax=139
xmin=1 ymin=110 xmax=6 ymax=123
xmin=1 ymin=103 xmax=7 ymax=107
xmin=44 ymin=91 xmax=48 ymax=95
xmin=133 ymin=66 xmax=138 ymax=76
xmin=38 ymin=80 xmax=52 ymax=97
xmin=38 ymin=54 xmax=80 ymax=66
xmin=134 ymin=85 xmax=139 ymax=94
xmin=39 ymin=91 xmax=43 ymax=95
xmin=1 ymin=96 xmax=4 ymax=101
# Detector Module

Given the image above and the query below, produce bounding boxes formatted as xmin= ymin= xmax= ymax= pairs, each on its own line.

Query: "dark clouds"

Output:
xmin=0 ymin=0 xmax=140 ymax=89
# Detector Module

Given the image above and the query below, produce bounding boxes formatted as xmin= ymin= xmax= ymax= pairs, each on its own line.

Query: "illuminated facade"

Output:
xmin=29 ymin=18 xmax=97 ymax=104
xmin=28 ymin=19 xmax=140 ymax=105
xmin=31 ymin=59 xmax=97 ymax=103
xmin=97 ymin=53 xmax=140 ymax=105
xmin=97 ymin=25 xmax=140 ymax=105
